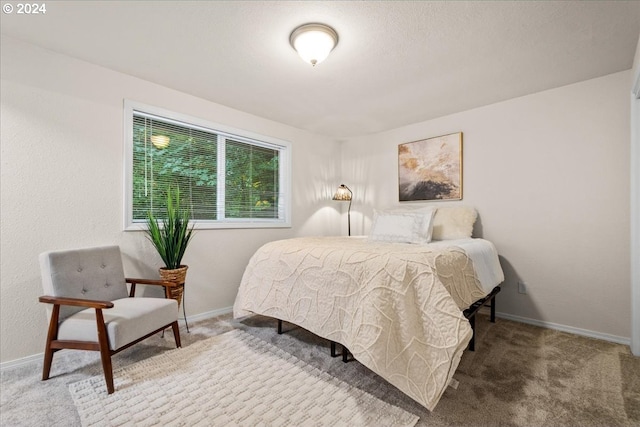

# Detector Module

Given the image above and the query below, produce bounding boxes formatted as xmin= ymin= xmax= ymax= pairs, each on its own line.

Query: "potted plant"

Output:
xmin=145 ymin=187 xmax=195 ymax=306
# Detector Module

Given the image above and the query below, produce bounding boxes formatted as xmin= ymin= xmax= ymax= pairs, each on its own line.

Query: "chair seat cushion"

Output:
xmin=57 ymin=297 xmax=178 ymax=351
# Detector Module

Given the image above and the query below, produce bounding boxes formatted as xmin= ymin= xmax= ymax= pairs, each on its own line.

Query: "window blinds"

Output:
xmin=131 ymin=110 xmax=283 ymax=223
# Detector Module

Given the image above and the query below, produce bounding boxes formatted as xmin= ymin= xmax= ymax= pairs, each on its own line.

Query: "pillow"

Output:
xmin=369 ymin=208 xmax=436 ymax=244
xmin=431 ymin=206 xmax=477 ymax=240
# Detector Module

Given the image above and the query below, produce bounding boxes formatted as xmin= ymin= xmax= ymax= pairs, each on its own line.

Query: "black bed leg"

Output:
xmin=490 ymin=296 xmax=496 ymax=323
xmin=468 ymin=315 xmax=476 ymax=352
xmin=342 ymin=345 xmax=349 ymax=363
xmin=330 ymin=341 xmax=339 ymax=357
xmin=277 ymin=319 xmax=283 ymax=334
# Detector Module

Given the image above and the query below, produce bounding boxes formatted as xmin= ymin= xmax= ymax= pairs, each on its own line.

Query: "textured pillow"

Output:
xmin=431 ymin=206 xmax=477 ymax=240
xmin=369 ymin=209 xmax=436 ymax=244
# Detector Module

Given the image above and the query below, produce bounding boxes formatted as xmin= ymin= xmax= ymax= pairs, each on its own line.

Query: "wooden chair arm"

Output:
xmin=126 ymin=277 xmax=179 ymax=298
xmin=125 ymin=278 xmax=178 ymax=288
xmin=38 ymin=295 xmax=114 ymax=309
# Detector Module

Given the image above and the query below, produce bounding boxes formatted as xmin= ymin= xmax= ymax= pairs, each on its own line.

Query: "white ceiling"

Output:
xmin=2 ymin=1 xmax=639 ymax=138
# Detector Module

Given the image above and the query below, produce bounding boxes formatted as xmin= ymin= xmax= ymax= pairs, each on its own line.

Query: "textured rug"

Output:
xmin=68 ymin=329 xmax=419 ymax=427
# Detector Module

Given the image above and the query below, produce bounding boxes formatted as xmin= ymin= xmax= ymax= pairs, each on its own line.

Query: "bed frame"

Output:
xmin=277 ymin=285 xmax=502 ymax=361
xmin=463 ymin=285 xmax=501 ymax=351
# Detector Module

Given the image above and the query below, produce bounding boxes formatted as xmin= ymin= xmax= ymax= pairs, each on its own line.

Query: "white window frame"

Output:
xmin=123 ymin=100 xmax=292 ymax=230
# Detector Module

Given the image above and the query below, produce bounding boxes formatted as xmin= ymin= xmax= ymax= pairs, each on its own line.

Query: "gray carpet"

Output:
xmin=1 ymin=313 xmax=638 ymax=426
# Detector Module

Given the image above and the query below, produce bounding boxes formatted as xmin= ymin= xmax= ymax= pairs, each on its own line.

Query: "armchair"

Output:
xmin=38 ymin=245 xmax=181 ymax=394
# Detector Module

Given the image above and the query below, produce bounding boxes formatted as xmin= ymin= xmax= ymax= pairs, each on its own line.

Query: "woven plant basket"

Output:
xmin=159 ymin=265 xmax=188 ymax=307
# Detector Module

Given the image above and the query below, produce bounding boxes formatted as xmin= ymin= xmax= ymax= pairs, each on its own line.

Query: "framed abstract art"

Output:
xmin=398 ymin=132 xmax=462 ymax=201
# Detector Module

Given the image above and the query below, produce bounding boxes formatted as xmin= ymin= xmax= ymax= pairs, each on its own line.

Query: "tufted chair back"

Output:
xmin=39 ymin=246 xmax=129 ymax=321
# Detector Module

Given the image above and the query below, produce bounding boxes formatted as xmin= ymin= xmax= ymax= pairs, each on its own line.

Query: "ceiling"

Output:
xmin=2 ymin=1 xmax=639 ymax=138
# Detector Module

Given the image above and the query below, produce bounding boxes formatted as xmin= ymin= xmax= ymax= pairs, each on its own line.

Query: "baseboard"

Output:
xmin=0 ymin=306 xmax=235 ymax=372
xmin=182 ymin=306 xmax=233 ymax=323
xmin=496 ymin=312 xmax=631 ymax=346
xmin=0 ymin=352 xmax=43 ymax=371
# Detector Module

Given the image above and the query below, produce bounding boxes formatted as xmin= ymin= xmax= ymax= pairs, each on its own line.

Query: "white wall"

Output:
xmin=631 ymin=35 xmax=640 ymax=356
xmin=341 ymin=71 xmax=632 ymax=340
xmin=0 ymin=37 xmax=342 ymax=363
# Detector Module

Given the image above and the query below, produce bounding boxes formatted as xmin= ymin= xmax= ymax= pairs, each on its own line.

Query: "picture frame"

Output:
xmin=398 ymin=132 xmax=463 ymax=202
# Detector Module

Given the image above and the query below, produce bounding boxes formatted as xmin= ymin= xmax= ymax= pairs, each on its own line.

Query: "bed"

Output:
xmin=233 ymin=206 xmax=504 ymax=410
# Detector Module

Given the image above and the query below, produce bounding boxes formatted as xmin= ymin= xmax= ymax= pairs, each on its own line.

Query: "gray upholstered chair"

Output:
xmin=38 ymin=245 xmax=181 ymax=394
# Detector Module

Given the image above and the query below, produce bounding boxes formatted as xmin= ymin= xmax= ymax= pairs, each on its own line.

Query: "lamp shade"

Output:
xmin=290 ymin=23 xmax=338 ymax=66
xmin=332 ymin=184 xmax=352 ymax=201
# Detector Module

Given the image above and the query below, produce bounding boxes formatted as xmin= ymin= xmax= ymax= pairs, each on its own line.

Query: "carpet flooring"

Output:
xmin=1 ymin=312 xmax=638 ymax=426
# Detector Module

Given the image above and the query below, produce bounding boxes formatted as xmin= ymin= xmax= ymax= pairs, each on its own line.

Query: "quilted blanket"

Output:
xmin=234 ymin=236 xmax=489 ymax=410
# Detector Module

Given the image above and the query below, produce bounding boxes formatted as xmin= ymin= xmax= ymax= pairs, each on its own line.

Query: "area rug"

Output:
xmin=69 ymin=329 xmax=419 ymax=426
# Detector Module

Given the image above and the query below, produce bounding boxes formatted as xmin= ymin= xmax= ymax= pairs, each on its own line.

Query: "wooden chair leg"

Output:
xmin=42 ymin=346 xmax=55 ymax=381
xmin=42 ymin=305 xmax=61 ymax=381
xmin=95 ymin=309 xmax=115 ymax=394
xmin=171 ymin=321 xmax=182 ymax=348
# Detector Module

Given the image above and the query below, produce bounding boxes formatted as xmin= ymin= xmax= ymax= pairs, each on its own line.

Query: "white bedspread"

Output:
xmin=234 ymin=236 xmax=503 ymax=410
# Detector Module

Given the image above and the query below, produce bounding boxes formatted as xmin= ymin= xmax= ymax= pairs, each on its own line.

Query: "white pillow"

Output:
xmin=369 ymin=208 xmax=436 ymax=244
xmin=431 ymin=206 xmax=477 ymax=240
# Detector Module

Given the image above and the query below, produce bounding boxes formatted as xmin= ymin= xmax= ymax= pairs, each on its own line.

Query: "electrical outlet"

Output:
xmin=518 ymin=281 xmax=527 ymax=294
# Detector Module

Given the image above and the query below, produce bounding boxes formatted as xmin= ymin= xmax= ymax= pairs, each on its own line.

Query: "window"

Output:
xmin=124 ymin=101 xmax=291 ymax=230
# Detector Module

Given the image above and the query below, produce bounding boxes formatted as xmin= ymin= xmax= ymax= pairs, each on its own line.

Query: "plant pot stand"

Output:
xmin=170 ymin=283 xmax=190 ymax=333
xmin=160 ymin=266 xmax=190 ymax=333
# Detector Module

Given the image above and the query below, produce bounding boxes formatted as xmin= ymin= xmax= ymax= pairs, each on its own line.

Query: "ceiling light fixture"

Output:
xmin=289 ymin=23 xmax=339 ymax=66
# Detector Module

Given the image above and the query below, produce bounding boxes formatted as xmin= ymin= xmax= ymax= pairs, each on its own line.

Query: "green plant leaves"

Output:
xmin=145 ymin=187 xmax=195 ymax=270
